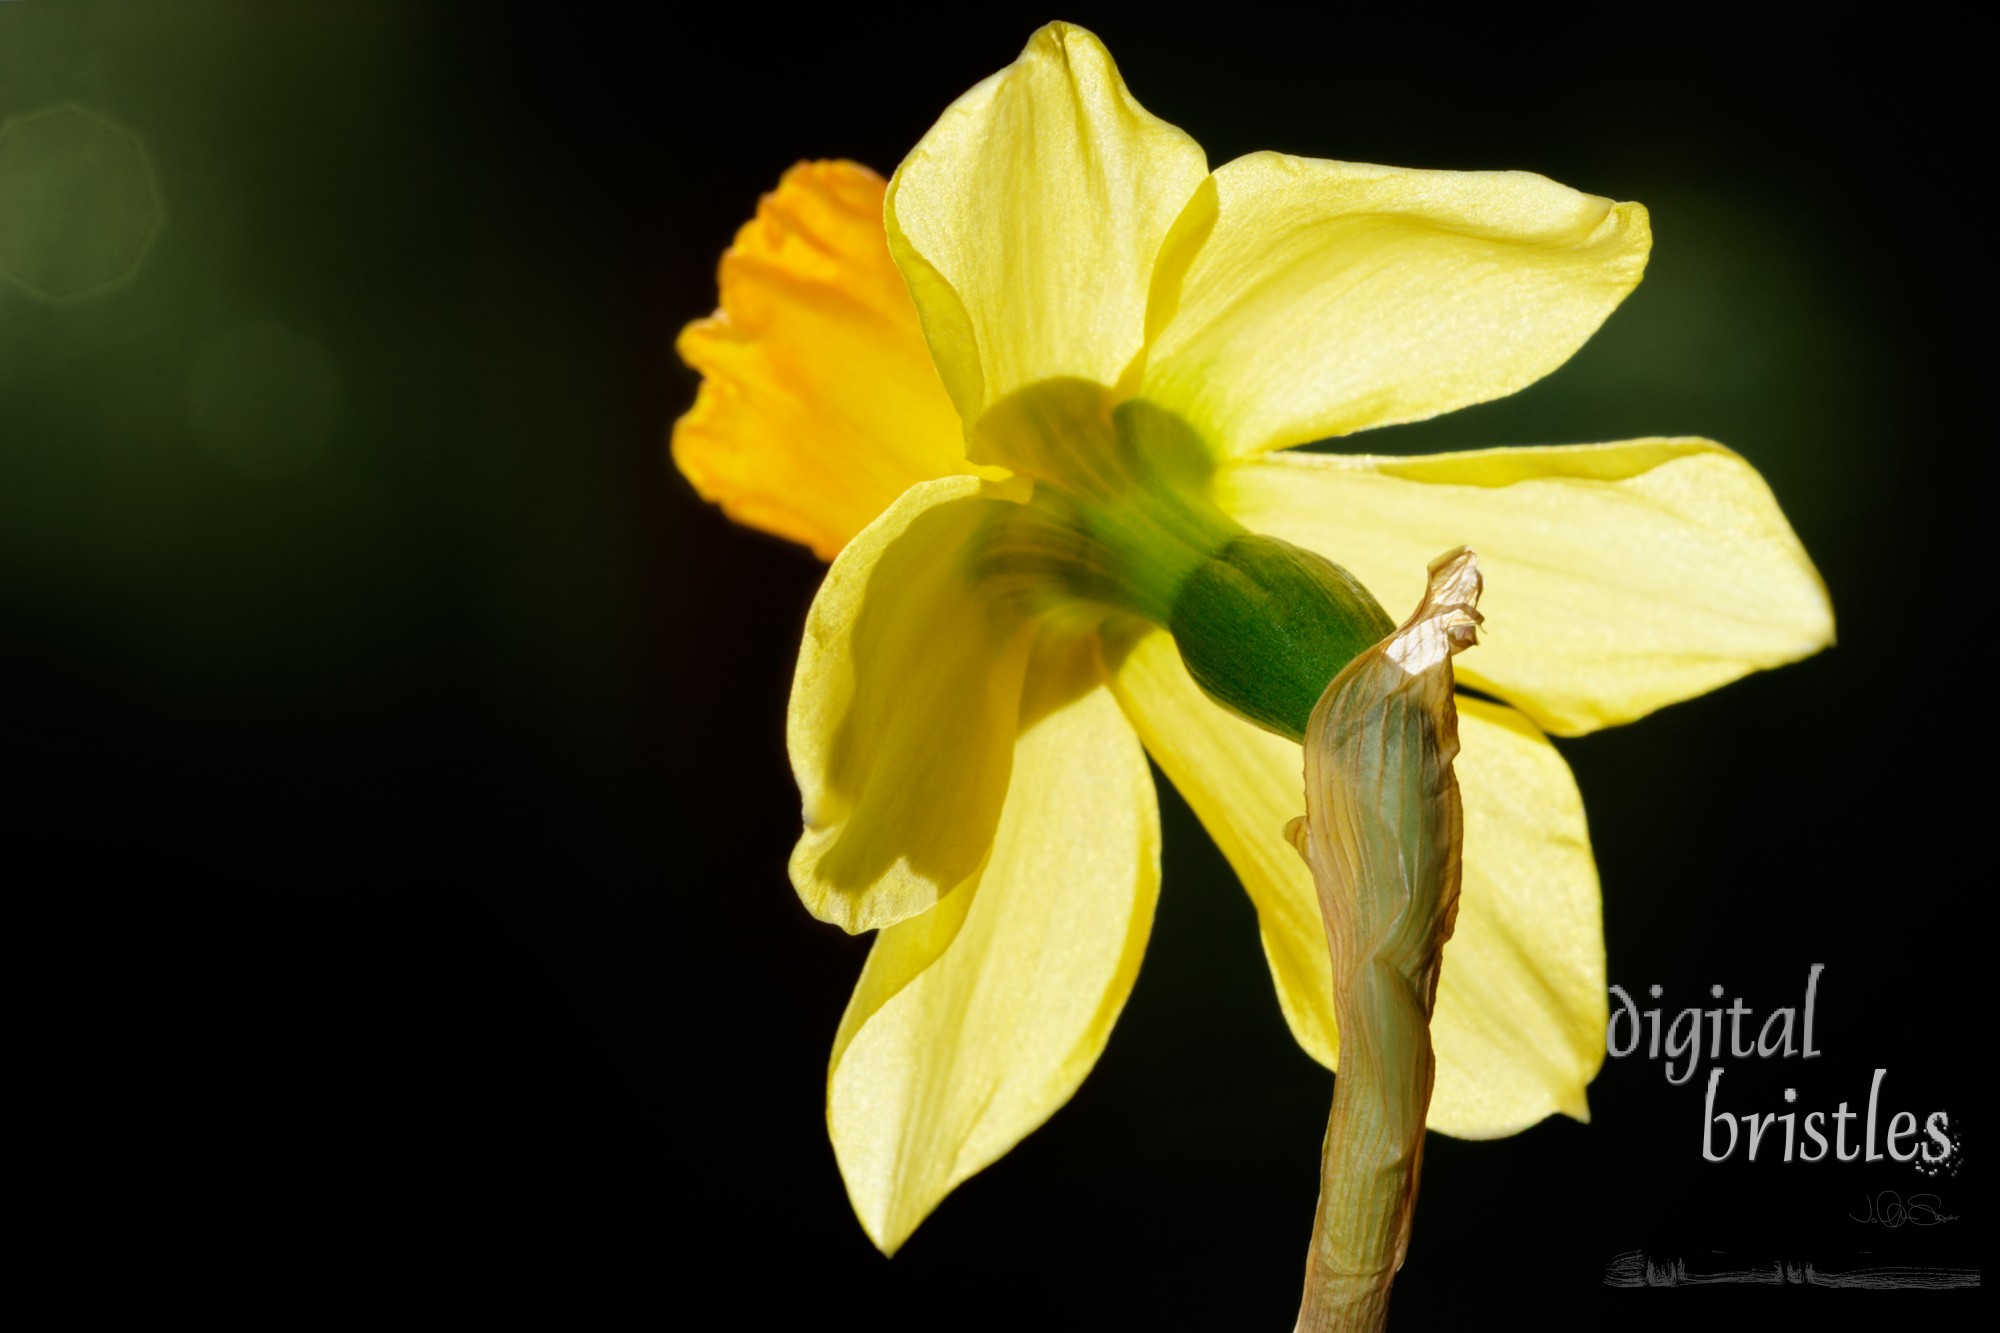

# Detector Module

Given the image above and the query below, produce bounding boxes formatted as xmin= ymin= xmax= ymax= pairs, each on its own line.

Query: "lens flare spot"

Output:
xmin=0 ymin=104 xmax=162 ymax=302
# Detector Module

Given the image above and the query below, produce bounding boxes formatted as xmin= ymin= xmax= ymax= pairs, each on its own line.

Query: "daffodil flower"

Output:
xmin=673 ymin=22 xmax=1831 ymax=1254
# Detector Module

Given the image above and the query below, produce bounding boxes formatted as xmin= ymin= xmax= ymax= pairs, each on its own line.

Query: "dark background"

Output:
xmin=3 ymin=3 xmax=1979 ymax=1324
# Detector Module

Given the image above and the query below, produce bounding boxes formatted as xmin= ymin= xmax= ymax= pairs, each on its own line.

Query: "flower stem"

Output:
xmin=1285 ymin=549 xmax=1483 ymax=1333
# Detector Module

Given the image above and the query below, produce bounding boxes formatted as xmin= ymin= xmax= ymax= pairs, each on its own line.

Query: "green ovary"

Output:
xmin=966 ymin=380 xmax=1395 ymax=742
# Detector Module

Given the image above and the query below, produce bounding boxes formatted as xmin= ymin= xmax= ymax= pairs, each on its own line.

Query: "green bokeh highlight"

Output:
xmin=1 ymin=2 xmax=633 ymax=737
xmin=0 ymin=103 xmax=161 ymax=300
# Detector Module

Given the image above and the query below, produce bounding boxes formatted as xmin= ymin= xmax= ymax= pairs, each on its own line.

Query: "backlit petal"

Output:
xmin=1109 ymin=629 xmax=1603 ymax=1135
xmin=788 ymin=474 xmax=1035 ymax=933
xmin=885 ymin=22 xmax=1208 ymax=443
xmin=1106 ymin=627 xmax=1338 ymax=1063
xmin=673 ymin=160 xmax=972 ymax=559
xmin=1430 ymin=697 xmax=1604 ymax=1136
xmin=1141 ymin=152 xmax=1650 ymax=456
xmin=829 ymin=633 xmax=1160 ymax=1254
xmin=1217 ymin=441 xmax=1833 ymax=735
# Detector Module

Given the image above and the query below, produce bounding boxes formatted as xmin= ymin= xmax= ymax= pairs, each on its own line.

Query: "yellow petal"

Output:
xmin=1108 ymin=628 xmax=1604 ymax=1135
xmin=1216 ymin=441 xmax=1834 ymax=736
xmin=673 ymin=160 xmax=972 ymax=560
xmin=1430 ymin=696 xmax=1604 ymax=1135
xmin=1140 ymin=152 xmax=1651 ymax=456
xmin=885 ymin=22 xmax=1209 ymax=443
xmin=1106 ymin=626 xmax=1338 ymax=1062
xmin=829 ymin=631 xmax=1160 ymax=1254
xmin=789 ymin=473 xmax=1035 ymax=933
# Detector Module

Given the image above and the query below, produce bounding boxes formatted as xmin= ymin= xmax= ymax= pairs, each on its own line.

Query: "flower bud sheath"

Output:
xmin=1286 ymin=548 xmax=1483 ymax=1331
